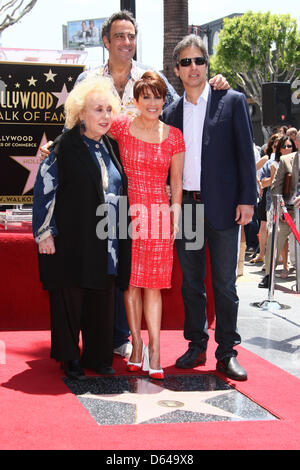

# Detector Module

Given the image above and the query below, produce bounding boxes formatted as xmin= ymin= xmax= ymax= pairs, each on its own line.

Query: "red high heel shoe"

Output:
xmin=127 ymin=343 xmax=145 ymax=372
xmin=142 ymin=346 xmax=164 ymax=380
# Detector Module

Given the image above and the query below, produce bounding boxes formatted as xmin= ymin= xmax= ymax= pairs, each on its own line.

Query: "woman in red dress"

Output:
xmin=109 ymin=71 xmax=185 ymax=378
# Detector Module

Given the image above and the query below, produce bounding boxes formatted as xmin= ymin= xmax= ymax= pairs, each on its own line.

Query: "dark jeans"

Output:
xmin=113 ymin=287 xmax=130 ymax=348
xmin=176 ymin=197 xmax=241 ymax=360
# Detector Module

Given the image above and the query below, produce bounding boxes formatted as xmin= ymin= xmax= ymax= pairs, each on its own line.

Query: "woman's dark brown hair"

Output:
xmin=274 ymin=135 xmax=296 ymax=162
xmin=265 ymin=133 xmax=280 ymax=157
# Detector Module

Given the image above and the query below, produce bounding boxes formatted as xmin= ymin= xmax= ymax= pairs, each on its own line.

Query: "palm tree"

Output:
xmin=0 ymin=0 xmax=38 ymax=33
xmin=163 ymin=0 xmax=189 ymax=95
xmin=120 ymin=0 xmax=136 ymax=16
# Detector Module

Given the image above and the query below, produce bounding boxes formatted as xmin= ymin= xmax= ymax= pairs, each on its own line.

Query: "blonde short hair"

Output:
xmin=64 ymin=75 xmax=121 ymax=129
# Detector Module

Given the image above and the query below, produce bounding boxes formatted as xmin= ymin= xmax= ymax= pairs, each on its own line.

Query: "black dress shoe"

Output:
xmin=95 ymin=365 xmax=115 ymax=375
xmin=62 ymin=360 xmax=86 ymax=381
xmin=175 ymin=347 xmax=207 ymax=369
xmin=216 ymin=357 xmax=247 ymax=381
xmin=258 ymin=275 xmax=270 ymax=288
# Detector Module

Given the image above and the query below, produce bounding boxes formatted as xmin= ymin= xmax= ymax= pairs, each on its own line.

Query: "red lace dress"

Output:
xmin=110 ymin=115 xmax=185 ymax=289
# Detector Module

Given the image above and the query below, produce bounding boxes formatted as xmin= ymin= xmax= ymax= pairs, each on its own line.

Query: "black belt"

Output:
xmin=183 ymin=190 xmax=202 ymax=201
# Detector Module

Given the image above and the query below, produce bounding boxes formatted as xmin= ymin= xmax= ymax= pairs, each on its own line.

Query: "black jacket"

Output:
xmin=162 ymin=87 xmax=257 ymax=230
xmin=37 ymin=126 xmax=131 ymax=290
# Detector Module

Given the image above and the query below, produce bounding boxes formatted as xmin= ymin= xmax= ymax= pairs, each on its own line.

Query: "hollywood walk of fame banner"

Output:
xmin=0 ymin=62 xmax=84 ymax=205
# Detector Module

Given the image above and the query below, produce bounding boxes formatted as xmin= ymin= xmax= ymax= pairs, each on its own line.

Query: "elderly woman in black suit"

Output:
xmin=33 ymin=76 xmax=131 ymax=380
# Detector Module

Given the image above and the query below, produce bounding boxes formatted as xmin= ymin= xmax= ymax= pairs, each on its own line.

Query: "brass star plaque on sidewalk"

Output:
xmin=63 ymin=374 xmax=278 ymax=426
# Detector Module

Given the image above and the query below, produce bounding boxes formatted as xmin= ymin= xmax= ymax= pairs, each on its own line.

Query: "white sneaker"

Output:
xmin=114 ymin=342 xmax=133 ymax=358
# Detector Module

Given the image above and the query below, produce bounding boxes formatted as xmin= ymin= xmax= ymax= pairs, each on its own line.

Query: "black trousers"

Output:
xmin=48 ymin=278 xmax=115 ymax=369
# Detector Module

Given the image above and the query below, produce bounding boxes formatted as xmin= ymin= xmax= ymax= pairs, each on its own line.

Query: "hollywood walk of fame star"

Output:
xmin=44 ymin=69 xmax=57 ymax=83
xmin=10 ymin=133 xmax=48 ymax=194
xmin=27 ymin=76 xmax=37 ymax=87
xmin=78 ymin=378 xmax=242 ymax=424
xmin=52 ymin=83 xmax=69 ymax=109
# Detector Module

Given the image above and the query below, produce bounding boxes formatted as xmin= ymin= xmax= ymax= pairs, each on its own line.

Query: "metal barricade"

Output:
xmin=252 ymin=195 xmax=290 ymax=311
xmin=267 ymin=195 xmax=280 ymax=304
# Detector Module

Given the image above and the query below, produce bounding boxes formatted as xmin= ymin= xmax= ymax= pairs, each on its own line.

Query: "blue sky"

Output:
xmin=1 ymin=0 xmax=299 ymax=70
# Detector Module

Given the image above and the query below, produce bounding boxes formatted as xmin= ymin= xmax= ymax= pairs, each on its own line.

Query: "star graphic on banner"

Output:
xmin=68 ymin=76 xmax=73 ymax=82
xmin=52 ymin=83 xmax=69 ymax=109
xmin=10 ymin=133 xmax=48 ymax=194
xmin=44 ymin=69 xmax=57 ymax=82
xmin=15 ymin=83 xmax=20 ymax=88
xmin=27 ymin=76 xmax=37 ymax=86
xmin=78 ymin=379 xmax=241 ymax=424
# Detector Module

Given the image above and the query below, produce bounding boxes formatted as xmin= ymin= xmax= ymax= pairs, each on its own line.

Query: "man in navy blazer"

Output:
xmin=162 ymin=35 xmax=257 ymax=381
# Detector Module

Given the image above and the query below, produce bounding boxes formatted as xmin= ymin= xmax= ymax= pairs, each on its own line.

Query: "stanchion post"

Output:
xmin=268 ymin=195 xmax=281 ymax=302
xmin=295 ymin=208 xmax=300 ymax=293
xmin=251 ymin=195 xmax=291 ymax=311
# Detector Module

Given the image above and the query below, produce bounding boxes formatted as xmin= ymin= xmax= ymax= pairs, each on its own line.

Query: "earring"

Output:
xmin=80 ymin=120 xmax=86 ymax=133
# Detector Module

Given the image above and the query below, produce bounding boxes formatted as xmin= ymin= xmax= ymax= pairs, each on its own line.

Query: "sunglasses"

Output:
xmin=178 ymin=56 xmax=207 ymax=67
xmin=281 ymin=144 xmax=292 ymax=149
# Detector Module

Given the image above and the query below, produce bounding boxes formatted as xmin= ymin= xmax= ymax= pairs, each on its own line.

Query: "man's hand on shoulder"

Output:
xmin=209 ymin=74 xmax=230 ymax=91
xmin=294 ymin=195 xmax=300 ymax=209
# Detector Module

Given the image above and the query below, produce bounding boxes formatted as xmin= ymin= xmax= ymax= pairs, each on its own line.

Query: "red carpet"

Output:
xmin=0 ymin=232 xmax=215 ymax=330
xmin=1 ymin=329 xmax=300 ymax=450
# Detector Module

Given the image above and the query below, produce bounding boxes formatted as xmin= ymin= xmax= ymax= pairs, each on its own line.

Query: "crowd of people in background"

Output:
xmin=237 ymin=125 xmax=300 ymax=290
